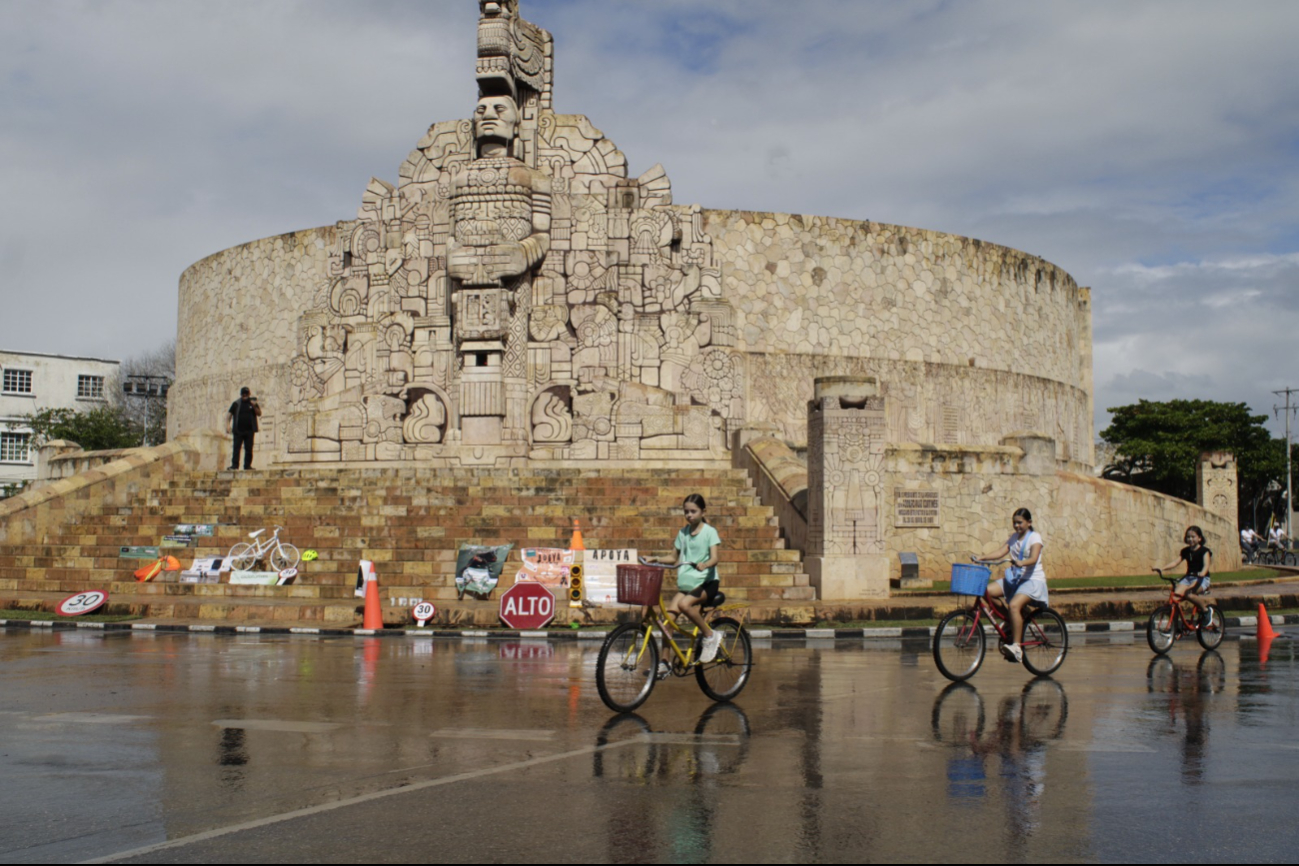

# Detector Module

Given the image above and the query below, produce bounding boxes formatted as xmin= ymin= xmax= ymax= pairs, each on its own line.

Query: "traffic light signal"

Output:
xmin=568 ymin=563 xmax=584 ymax=607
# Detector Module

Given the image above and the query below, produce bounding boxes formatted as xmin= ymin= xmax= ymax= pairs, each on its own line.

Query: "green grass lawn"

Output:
xmin=0 ymin=608 xmax=140 ymax=623
xmin=897 ymin=569 xmax=1273 ymax=594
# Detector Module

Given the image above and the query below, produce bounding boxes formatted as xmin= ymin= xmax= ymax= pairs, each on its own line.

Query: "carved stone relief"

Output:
xmin=282 ymin=1 xmax=736 ymax=464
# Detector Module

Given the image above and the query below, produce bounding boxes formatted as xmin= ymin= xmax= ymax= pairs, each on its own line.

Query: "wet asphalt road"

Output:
xmin=1 ymin=628 xmax=1297 ymax=864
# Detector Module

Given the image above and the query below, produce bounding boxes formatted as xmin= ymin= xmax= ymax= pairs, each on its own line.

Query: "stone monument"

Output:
xmin=168 ymin=0 xmax=1241 ymax=589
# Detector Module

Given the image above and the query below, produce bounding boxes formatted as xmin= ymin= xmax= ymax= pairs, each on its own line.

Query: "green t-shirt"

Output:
xmin=674 ymin=523 xmax=721 ymax=592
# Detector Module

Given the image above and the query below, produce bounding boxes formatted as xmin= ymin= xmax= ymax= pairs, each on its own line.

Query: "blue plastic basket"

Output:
xmin=950 ymin=563 xmax=991 ymax=596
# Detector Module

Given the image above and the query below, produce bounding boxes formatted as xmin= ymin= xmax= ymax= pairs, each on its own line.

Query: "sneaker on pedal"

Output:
xmin=656 ymin=661 xmax=672 ymax=680
xmin=1201 ymin=609 xmax=1214 ymax=628
xmin=1000 ymin=642 xmax=1023 ymax=663
xmin=700 ymin=631 xmax=723 ymax=663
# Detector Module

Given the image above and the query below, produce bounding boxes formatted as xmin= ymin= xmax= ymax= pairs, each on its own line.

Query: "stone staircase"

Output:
xmin=0 ymin=465 xmax=812 ymax=625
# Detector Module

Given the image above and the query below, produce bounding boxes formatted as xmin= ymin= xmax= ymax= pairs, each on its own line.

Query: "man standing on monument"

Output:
xmin=225 ymin=387 xmax=261 ymax=470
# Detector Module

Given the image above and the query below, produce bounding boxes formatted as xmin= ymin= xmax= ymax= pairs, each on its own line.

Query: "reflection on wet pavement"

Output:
xmin=0 ymin=629 xmax=1296 ymax=863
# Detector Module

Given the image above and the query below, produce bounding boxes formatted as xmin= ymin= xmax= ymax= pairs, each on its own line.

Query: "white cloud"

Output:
xmin=1 ymin=0 xmax=1298 ymax=436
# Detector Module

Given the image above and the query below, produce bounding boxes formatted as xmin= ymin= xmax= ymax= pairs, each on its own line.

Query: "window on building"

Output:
xmin=3 ymin=369 xmax=33 ymax=394
xmin=0 ymin=432 xmax=31 ymax=463
xmin=77 ymin=375 xmax=105 ymax=399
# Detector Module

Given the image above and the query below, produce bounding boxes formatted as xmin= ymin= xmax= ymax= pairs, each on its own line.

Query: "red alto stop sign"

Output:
xmin=499 ymin=581 xmax=556 ymax=629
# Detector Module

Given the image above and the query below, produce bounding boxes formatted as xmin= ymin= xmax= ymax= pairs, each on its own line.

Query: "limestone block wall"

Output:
xmin=170 ymin=211 xmax=1096 ymax=472
xmin=708 ymin=210 xmax=1094 ymax=464
xmin=738 ymin=435 xmax=808 ymax=554
xmin=169 ymin=227 xmax=337 ymax=446
xmin=0 ymin=430 xmax=225 ymax=547
xmin=883 ymin=444 xmax=1241 ymax=580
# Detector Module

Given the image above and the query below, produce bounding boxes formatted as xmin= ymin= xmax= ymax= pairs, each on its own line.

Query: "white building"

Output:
xmin=1 ymin=350 xmax=121 ymax=491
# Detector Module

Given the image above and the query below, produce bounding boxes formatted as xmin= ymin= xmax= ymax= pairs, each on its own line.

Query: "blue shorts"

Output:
xmin=1178 ymin=576 xmax=1210 ymax=593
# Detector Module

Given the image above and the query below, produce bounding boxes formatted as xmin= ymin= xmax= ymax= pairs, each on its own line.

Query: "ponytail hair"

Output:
xmin=684 ymin=493 xmax=708 ymax=523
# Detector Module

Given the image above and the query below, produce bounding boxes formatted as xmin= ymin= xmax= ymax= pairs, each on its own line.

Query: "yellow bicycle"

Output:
xmin=596 ymin=565 xmax=753 ymax=713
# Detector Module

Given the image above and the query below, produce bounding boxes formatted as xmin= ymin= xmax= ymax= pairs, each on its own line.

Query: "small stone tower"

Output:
xmin=805 ymin=376 xmax=890 ymax=599
xmin=1196 ymin=451 xmax=1238 ymax=530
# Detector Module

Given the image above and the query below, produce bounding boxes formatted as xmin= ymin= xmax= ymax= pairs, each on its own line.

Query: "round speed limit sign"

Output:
xmin=56 ymin=591 xmax=109 ymax=617
xmin=412 ymin=601 xmax=436 ymax=626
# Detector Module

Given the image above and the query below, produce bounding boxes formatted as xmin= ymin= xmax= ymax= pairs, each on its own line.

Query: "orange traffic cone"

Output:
xmin=363 ymin=570 xmax=383 ymax=630
xmin=1258 ymin=603 xmax=1278 ymax=641
xmin=569 ymin=518 xmax=585 ymax=551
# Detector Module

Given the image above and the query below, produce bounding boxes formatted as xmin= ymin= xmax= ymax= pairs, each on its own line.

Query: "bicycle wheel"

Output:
xmin=1020 ymin=608 xmax=1068 ymax=676
xmin=1196 ymin=605 xmax=1225 ymax=650
xmin=270 ymin=543 xmax=300 ymax=572
xmin=695 ymin=617 xmax=752 ymax=702
xmin=693 ymin=702 xmax=752 ymax=776
xmin=227 ymin=542 xmax=258 ymax=572
xmin=1019 ymin=677 xmax=1068 ymax=744
xmin=592 ymin=712 xmax=656 ymax=781
xmin=930 ymin=681 xmax=985 ymax=745
xmin=1146 ymin=654 xmax=1175 ymax=693
xmin=596 ymin=624 xmax=659 ymax=713
xmin=933 ymin=610 xmax=986 ymax=682
xmin=1146 ymin=605 xmax=1176 ymax=655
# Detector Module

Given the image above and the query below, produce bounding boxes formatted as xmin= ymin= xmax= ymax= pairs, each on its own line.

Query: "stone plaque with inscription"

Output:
xmin=895 ymin=491 xmax=940 ymax=528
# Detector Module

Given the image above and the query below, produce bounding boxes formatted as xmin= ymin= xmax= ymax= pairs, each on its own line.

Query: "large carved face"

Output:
xmin=474 ymin=95 xmax=519 ymax=144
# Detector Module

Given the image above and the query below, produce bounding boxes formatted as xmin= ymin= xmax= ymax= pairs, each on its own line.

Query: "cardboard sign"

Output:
xmin=582 ymin=549 xmax=636 ymax=606
xmin=119 ymin=546 xmax=161 ymax=560
xmin=229 ymin=571 xmax=281 ymax=585
xmin=160 ymin=535 xmax=195 ymax=548
xmin=515 ymin=548 xmax=575 ymax=587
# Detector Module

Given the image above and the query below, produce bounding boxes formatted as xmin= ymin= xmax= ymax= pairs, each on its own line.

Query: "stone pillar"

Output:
xmin=805 ymin=376 xmax=890 ymax=600
xmin=1197 ymin=451 xmax=1238 ymax=529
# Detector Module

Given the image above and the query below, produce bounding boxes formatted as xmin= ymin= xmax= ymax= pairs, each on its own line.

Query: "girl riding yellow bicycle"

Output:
xmin=644 ymin=493 xmax=724 ymax=672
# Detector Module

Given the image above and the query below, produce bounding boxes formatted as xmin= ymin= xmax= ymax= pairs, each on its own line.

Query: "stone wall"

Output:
xmin=737 ymin=434 xmax=808 ymax=554
xmin=169 ymin=227 xmax=337 ymax=454
xmin=709 ymin=211 xmax=1094 ymax=464
xmin=883 ymin=442 xmax=1241 ymax=581
xmin=0 ymin=430 xmax=225 ymax=547
xmin=169 ymin=212 xmax=1095 ymax=470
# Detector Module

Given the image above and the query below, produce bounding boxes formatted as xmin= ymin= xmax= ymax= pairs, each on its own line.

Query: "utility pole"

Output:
xmin=123 ymin=375 xmax=172 ymax=447
xmin=1274 ymin=387 xmax=1299 ymax=542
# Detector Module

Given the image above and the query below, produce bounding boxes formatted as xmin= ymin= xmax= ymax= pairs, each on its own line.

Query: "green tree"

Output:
xmin=1100 ymin=399 xmax=1283 ymax=524
xmin=13 ymin=406 xmax=142 ymax=452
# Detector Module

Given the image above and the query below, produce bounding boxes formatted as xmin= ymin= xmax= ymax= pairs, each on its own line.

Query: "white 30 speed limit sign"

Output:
xmin=412 ymin=601 xmax=436 ymax=626
xmin=56 ymin=591 xmax=109 ymax=617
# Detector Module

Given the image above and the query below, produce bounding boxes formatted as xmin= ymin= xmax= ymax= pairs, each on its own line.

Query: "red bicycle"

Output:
xmin=933 ymin=560 xmax=1069 ymax=682
xmin=1146 ymin=568 xmax=1225 ymax=654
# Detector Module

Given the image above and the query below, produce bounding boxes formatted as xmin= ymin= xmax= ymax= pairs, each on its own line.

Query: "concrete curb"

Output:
xmin=3 ymin=614 xmax=1292 ymax=640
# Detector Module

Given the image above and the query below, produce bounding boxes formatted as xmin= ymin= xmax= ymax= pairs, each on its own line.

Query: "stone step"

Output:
xmin=2 ymin=462 xmax=810 ymax=624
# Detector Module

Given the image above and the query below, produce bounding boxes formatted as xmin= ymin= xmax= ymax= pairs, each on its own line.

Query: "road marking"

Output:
xmin=211 ymin=719 xmax=341 ymax=734
xmin=82 ymin=740 xmax=640 ymax=863
xmin=43 ymin=713 xmax=152 ymax=725
xmin=643 ymin=733 xmax=741 ymax=746
xmin=428 ymin=728 xmax=556 ymax=741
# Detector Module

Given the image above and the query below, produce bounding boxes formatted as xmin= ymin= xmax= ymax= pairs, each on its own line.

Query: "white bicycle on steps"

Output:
xmin=227 ymin=526 xmax=301 ymax=572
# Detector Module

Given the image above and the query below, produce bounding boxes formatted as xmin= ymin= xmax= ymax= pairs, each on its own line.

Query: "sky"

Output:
xmin=2 ymin=0 xmax=1298 ymax=437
